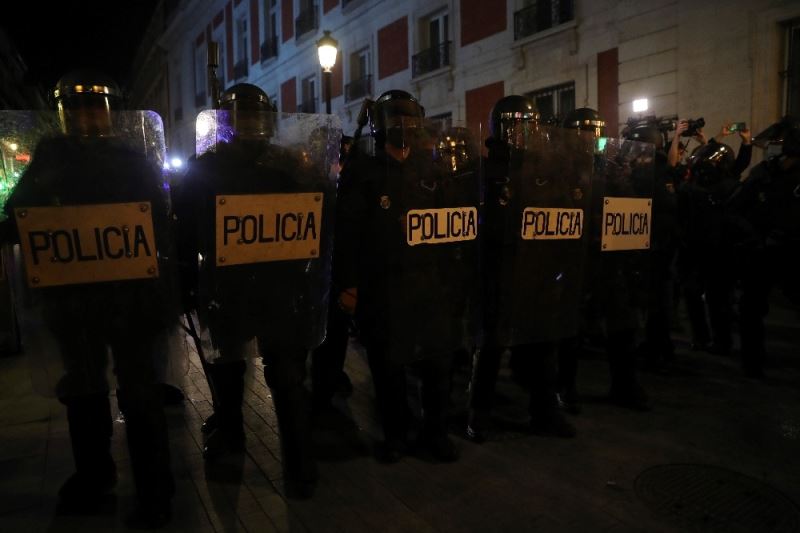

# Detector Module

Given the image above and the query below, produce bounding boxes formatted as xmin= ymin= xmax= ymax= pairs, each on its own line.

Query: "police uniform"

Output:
xmin=469 ymin=96 xmax=585 ymax=440
xmin=677 ymin=142 xmax=743 ymax=357
xmin=732 ymin=133 xmax=800 ymax=376
xmin=336 ymin=92 xmax=476 ymax=462
xmin=177 ymin=85 xmax=334 ymax=497
xmin=3 ymin=71 xmax=177 ymax=526
xmin=642 ymin=151 xmax=679 ymax=369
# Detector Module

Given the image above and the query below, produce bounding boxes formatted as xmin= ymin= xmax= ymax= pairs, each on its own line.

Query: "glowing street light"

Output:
xmin=317 ymin=30 xmax=338 ymax=114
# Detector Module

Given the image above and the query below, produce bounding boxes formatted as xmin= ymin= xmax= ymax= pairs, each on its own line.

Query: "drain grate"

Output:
xmin=635 ymin=464 xmax=800 ymax=532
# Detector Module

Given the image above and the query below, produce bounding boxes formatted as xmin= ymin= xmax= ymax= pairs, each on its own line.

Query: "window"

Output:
xmin=234 ymin=16 xmax=249 ymax=79
xmin=194 ymin=42 xmax=207 ymax=106
xmin=427 ymin=112 xmax=453 ymax=132
xmin=412 ymin=10 xmax=451 ymax=77
xmin=211 ymin=31 xmax=226 ymax=87
xmin=525 ymin=81 xmax=575 ymax=123
xmin=295 ymin=0 xmax=318 ymax=39
xmin=300 ymin=75 xmax=316 ymax=112
xmin=261 ymin=0 xmax=279 ymax=60
xmin=785 ymin=19 xmax=800 ymax=116
xmin=514 ymin=0 xmax=574 ymax=41
xmin=346 ymin=48 xmax=371 ymax=102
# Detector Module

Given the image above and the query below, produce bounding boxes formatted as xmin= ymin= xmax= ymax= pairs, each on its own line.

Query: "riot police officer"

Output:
xmin=176 ymin=83 xmax=336 ymax=497
xmin=678 ymin=141 xmax=742 ymax=360
xmin=636 ymin=126 xmax=679 ymax=371
xmin=336 ymin=90 xmax=480 ymax=463
xmin=580 ymin=124 xmax=655 ymax=411
xmin=732 ymin=117 xmax=800 ymax=377
xmin=3 ymin=69 xmax=178 ymax=527
xmin=468 ymin=95 xmax=590 ymax=441
xmin=556 ymin=107 xmax=605 ymax=414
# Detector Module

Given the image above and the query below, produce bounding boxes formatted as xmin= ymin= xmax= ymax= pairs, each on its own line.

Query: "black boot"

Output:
xmin=117 ymin=385 xmax=174 ymax=526
xmin=58 ymin=393 xmax=117 ymax=514
xmin=203 ymin=360 xmax=247 ymax=461
xmin=607 ymin=330 xmax=651 ymax=411
xmin=265 ymin=362 xmax=317 ymax=499
xmin=466 ymin=408 xmax=491 ymax=443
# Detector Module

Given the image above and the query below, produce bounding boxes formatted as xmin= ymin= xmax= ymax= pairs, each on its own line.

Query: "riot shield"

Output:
xmin=481 ymin=124 xmax=594 ymax=348
xmin=351 ymin=118 xmax=482 ymax=363
xmin=0 ymin=110 xmax=188 ymax=398
xmin=179 ymin=109 xmax=340 ymax=362
xmin=585 ymin=137 xmax=655 ymax=333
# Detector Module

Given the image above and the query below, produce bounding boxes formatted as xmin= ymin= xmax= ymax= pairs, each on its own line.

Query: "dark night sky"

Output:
xmin=3 ymin=1 xmax=159 ymax=91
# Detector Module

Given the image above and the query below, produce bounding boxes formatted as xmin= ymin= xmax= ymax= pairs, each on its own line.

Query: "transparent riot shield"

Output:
xmin=349 ymin=118 xmax=481 ymax=363
xmin=585 ymin=137 xmax=655 ymax=333
xmin=0 ymin=110 xmax=188 ymax=398
xmin=179 ymin=110 xmax=340 ymax=362
xmin=481 ymin=124 xmax=594 ymax=348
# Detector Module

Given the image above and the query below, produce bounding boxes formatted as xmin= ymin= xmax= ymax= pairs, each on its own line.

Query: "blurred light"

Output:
xmin=9 ymin=143 xmax=18 ymax=151
xmin=317 ymin=30 xmax=338 ymax=72
xmin=197 ymin=113 xmax=213 ymax=138
xmin=597 ymin=137 xmax=608 ymax=152
xmin=632 ymin=99 xmax=649 ymax=113
xmin=170 ymin=157 xmax=183 ymax=168
xmin=163 ymin=161 xmax=171 ymax=170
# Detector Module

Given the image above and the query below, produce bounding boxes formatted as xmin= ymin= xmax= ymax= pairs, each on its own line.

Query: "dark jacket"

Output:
xmin=174 ymin=138 xmax=333 ymax=350
xmin=335 ymin=147 xmax=479 ymax=362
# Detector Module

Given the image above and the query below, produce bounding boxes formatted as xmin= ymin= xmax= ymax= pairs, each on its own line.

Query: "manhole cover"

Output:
xmin=635 ymin=464 xmax=800 ymax=532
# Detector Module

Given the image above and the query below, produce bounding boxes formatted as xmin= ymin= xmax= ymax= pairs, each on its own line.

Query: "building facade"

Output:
xmin=130 ymin=0 xmax=800 ymax=165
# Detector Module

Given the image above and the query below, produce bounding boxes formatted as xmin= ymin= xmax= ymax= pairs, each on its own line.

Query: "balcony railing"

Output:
xmin=295 ymin=5 xmax=318 ymax=38
xmin=345 ymin=74 xmax=371 ymax=102
xmin=297 ymin=99 xmax=316 ymax=113
xmin=233 ymin=59 xmax=248 ymax=80
xmin=194 ymin=92 xmax=206 ymax=108
xmin=412 ymin=41 xmax=452 ymax=78
xmin=514 ymin=0 xmax=574 ymax=41
xmin=260 ymin=35 xmax=278 ymax=61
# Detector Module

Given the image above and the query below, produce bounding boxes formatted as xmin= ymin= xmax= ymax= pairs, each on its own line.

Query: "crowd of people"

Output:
xmin=2 ymin=69 xmax=798 ymax=529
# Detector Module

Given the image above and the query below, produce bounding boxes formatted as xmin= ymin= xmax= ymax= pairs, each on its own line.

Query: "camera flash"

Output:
xmin=633 ymin=99 xmax=649 ymax=113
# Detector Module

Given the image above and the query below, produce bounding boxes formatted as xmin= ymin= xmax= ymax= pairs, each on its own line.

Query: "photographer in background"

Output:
xmin=668 ymin=118 xmax=707 ymax=169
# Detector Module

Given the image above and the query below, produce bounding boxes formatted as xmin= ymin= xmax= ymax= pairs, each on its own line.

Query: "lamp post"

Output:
xmin=317 ymin=30 xmax=338 ymax=114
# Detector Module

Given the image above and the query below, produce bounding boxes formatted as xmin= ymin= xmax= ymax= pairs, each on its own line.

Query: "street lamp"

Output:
xmin=317 ymin=30 xmax=338 ymax=114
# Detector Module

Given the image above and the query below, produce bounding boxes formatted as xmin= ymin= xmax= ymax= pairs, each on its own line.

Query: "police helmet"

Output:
xmin=562 ymin=107 xmax=605 ymax=137
xmin=371 ymin=90 xmax=425 ymax=149
xmin=53 ymin=69 xmax=123 ymax=136
xmin=625 ymin=125 xmax=664 ymax=151
xmin=489 ymin=95 xmax=539 ymax=148
xmin=220 ymin=83 xmax=273 ymax=139
xmin=688 ymin=141 xmax=736 ymax=184
xmin=753 ymin=116 xmax=800 ymax=157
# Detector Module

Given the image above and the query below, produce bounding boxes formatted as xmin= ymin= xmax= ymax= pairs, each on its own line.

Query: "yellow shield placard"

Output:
xmin=521 ymin=207 xmax=584 ymax=240
xmin=406 ymin=206 xmax=478 ymax=246
xmin=601 ymin=196 xmax=652 ymax=251
xmin=215 ymin=192 xmax=323 ymax=266
xmin=15 ymin=202 xmax=159 ymax=288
